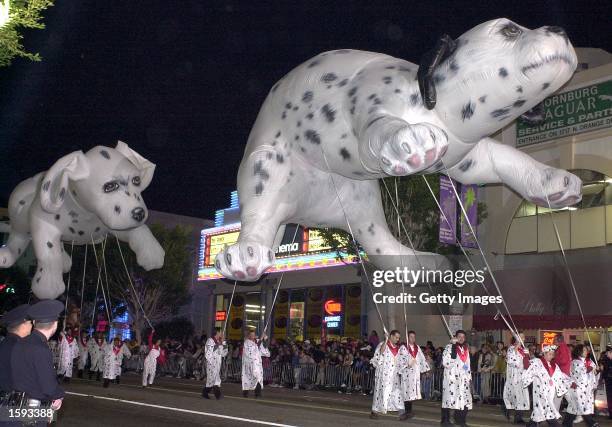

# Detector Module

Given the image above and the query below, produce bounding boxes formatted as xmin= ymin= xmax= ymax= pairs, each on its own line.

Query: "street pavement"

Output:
xmin=55 ymin=373 xmax=612 ymax=426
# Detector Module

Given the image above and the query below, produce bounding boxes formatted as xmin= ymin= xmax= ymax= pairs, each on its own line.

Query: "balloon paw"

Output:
xmin=215 ymin=242 xmax=274 ymax=281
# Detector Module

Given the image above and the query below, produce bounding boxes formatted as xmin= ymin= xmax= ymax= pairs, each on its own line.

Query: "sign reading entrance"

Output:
xmin=516 ymin=79 xmax=612 ymax=147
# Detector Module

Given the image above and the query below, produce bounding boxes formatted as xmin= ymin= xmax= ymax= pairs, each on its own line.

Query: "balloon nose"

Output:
xmin=131 ymin=207 xmax=145 ymax=222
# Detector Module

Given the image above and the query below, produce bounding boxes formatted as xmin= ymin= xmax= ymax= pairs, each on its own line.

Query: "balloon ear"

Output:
xmin=115 ymin=141 xmax=156 ymax=190
xmin=417 ymin=34 xmax=457 ymax=110
xmin=518 ymin=102 xmax=545 ymax=125
xmin=40 ymin=151 xmax=90 ymax=213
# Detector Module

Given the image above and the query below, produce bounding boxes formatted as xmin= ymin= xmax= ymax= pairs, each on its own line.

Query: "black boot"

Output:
xmin=562 ymin=413 xmax=575 ymax=427
xmin=514 ymin=410 xmax=526 ymax=424
xmin=504 ymin=407 xmax=511 ymax=420
xmin=255 ymin=383 xmax=262 ymax=398
xmin=202 ymin=387 xmax=210 ymax=399
xmin=78 ymin=369 xmax=83 ymax=379
xmin=455 ymin=409 xmax=467 ymax=426
xmin=88 ymin=371 xmax=93 ymax=380
xmin=115 ymin=377 xmax=120 ymax=384
xmin=96 ymin=371 xmax=101 ymax=381
xmin=441 ymin=408 xmax=453 ymax=426
xmin=103 ymin=378 xmax=110 ymax=388
xmin=63 ymin=376 xmax=71 ymax=384
xmin=242 ymin=390 xmax=248 ymax=398
xmin=213 ymin=386 xmax=221 ymax=400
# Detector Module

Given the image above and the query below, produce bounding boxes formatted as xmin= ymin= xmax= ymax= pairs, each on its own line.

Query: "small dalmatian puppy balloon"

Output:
xmin=0 ymin=141 xmax=165 ymax=299
xmin=214 ymin=18 xmax=581 ymax=282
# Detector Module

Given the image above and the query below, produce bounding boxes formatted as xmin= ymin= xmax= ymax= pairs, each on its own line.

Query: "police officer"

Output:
xmin=0 ymin=305 xmax=32 ymax=395
xmin=11 ymin=300 xmax=65 ymax=425
xmin=602 ymin=345 xmax=612 ymax=421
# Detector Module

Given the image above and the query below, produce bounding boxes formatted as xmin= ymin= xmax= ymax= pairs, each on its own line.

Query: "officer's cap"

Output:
xmin=28 ymin=300 xmax=64 ymax=323
xmin=0 ymin=304 xmax=31 ymax=327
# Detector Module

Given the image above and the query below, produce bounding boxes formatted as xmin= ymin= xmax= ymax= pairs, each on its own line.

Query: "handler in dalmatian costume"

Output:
xmin=503 ymin=334 xmax=531 ymax=424
xmin=142 ymin=329 xmax=161 ymax=388
xmin=441 ymin=330 xmax=472 ymax=427
xmin=241 ymin=330 xmax=270 ymax=398
xmin=216 ymin=18 xmax=581 ymax=284
xmin=370 ymin=330 xmax=403 ymax=419
xmin=102 ymin=337 xmax=131 ymax=388
xmin=76 ymin=330 xmax=90 ymax=379
xmin=57 ymin=328 xmax=78 ymax=383
xmin=522 ymin=344 xmax=571 ymax=426
xmin=0 ymin=141 xmax=165 ymax=300
xmin=562 ymin=344 xmax=601 ymax=427
xmin=88 ymin=333 xmax=106 ymax=381
xmin=398 ymin=330 xmax=430 ymax=420
xmin=202 ymin=328 xmax=228 ymax=400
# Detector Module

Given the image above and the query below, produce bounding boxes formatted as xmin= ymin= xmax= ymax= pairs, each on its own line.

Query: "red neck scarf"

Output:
xmin=540 ymin=358 xmax=556 ymax=377
xmin=516 ymin=345 xmax=526 ymax=356
xmin=456 ymin=344 xmax=468 ymax=363
xmin=65 ymin=335 xmax=74 ymax=344
xmin=387 ymin=341 xmax=399 ymax=356
xmin=408 ymin=343 xmax=419 ymax=358
xmin=113 ymin=345 xmax=122 ymax=355
xmin=584 ymin=357 xmax=592 ymax=369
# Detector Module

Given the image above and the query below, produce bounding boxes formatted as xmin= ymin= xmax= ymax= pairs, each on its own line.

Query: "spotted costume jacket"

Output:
xmin=102 ymin=342 xmax=132 ymax=380
xmin=205 ymin=337 xmax=228 ymax=388
xmin=57 ymin=333 xmax=78 ymax=376
xmin=566 ymin=358 xmax=599 ymax=416
xmin=241 ymin=339 xmax=270 ymax=391
xmin=442 ymin=343 xmax=472 ymax=410
xmin=503 ymin=345 xmax=530 ymax=410
xmin=398 ymin=343 xmax=430 ymax=402
xmin=522 ymin=358 xmax=570 ymax=423
xmin=370 ymin=341 xmax=403 ymax=414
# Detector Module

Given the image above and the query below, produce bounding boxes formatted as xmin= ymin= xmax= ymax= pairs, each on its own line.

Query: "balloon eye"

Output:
xmin=132 ymin=176 xmax=141 ymax=186
xmin=103 ymin=181 xmax=119 ymax=193
xmin=501 ymin=24 xmax=522 ymax=38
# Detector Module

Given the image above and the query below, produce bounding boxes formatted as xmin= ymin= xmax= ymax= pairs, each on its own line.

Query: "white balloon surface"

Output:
xmin=0 ymin=141 xmax=165 ymax=299
xmin=215 ymin=18 xmax=582 ymax=283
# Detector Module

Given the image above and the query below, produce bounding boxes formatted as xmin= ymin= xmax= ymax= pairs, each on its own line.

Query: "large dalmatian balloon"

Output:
xmin=0 ymin=141 xmax=165 ymax=299
xmin=215 ymin=18 xmax=581 ymax=282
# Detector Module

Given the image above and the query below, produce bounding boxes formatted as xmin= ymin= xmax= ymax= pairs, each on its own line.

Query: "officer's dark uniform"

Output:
xmin=10 ymin=300 xmax=65 ymax=425
xmin=603 ymin=346 xmax=612 ymax=420
xmin=0 ymin=305 xmax=31 ymax=395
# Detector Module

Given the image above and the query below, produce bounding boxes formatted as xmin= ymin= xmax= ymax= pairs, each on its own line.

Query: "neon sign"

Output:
xmin=324 ymin=299 xmax=341 ymax=316
xmin=215 ymin=311 xmax=226 ymax=321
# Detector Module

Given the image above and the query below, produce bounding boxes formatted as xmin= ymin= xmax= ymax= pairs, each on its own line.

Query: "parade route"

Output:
xmin=55 ymin=373 xmax=612 ymax=426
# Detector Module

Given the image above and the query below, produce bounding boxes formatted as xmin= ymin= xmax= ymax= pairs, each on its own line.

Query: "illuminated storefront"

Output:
xmin=203 ymin=192 xmax=364 ymax=343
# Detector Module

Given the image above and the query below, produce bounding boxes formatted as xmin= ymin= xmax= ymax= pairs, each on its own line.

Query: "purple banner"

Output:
xmin=438 ymin=176 xmax=457 ymax=245
xmin=460 ymin=184 xmax=478 ymax=248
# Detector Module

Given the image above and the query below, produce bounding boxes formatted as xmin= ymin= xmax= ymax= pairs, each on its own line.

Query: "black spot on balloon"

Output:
xmin=46 ymin=241 xmax=53 ymax=248
xmin=479 ymin=95 xmax=487 ymax=103
xmin=513 ymin=99 xmax=526 ymax=108
xmin=321 ymin=73 xmax=337 ymax=83
xmin=302 ymin=91 xmax=313 ymax=103
xmin=114 ymin=205 xmax=121 ymax=214
xmin=100 ymin=150 xmax=111 ymax=159
xmin=340 ymin=148 xmax=351 ymax=160
xmin=321 ymin=104 xmax=336 ymax=123
xmin=461 ymin=102 xmax=475 ymax=121
xmin=42 ymin=181 xmax=50 ymax=192
xmin=304 ymin=130 xmax=321 ymax=145
xmin=55 ymin=214 xmax=60 ymax=220
xmin=458 ymin=159 xmax=474 ymax=172
xmin=498 ymin=67 xmax=508 ymax=78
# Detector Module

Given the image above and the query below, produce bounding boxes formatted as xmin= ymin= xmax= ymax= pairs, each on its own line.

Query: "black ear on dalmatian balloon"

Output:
xmin=40 ymin=151 xmax=90 ymax=213
xmin=114 ymin=140 xmax=156 ymax=190
xmin=518 ymin=102 xmax=546 ymax=125
xmin=417 ymin=34 xmax=457 ymax=110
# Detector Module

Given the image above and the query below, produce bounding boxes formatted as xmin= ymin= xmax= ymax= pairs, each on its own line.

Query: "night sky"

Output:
xmin=1 ymin=0 xmax=610 ymax=219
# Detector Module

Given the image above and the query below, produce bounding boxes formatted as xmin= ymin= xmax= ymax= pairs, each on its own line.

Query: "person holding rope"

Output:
xmin=441 ymin=330 xmax=472 ymax=427
xmin=241 ymin=330 xmax=270 ymax=398
xmin=88 ymin=333 xmax=106 ymax=381
xmin=398 ymin=330 xmax=429 ymax=420
xmin=76 ymin=330 xmax=90 ymax=379
xmin=57 ymin=327 xmax=78 ymax=383
xmin=202 ymin=327 xmax=228 ymax=400
xmin=142 ymin=329 xmax=161 ymax=388
xmin=370 ymin=329 xmax=403 ymax=420
xmin=562 ymin=344 xmax=601 ymax=427
xmin=503 ymin=333 xmax=531 ymax=424
xmin=102 ymin=336 xmax=131 ymax=388
xmin=522 ymin=344 xmax=570 ymax=427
